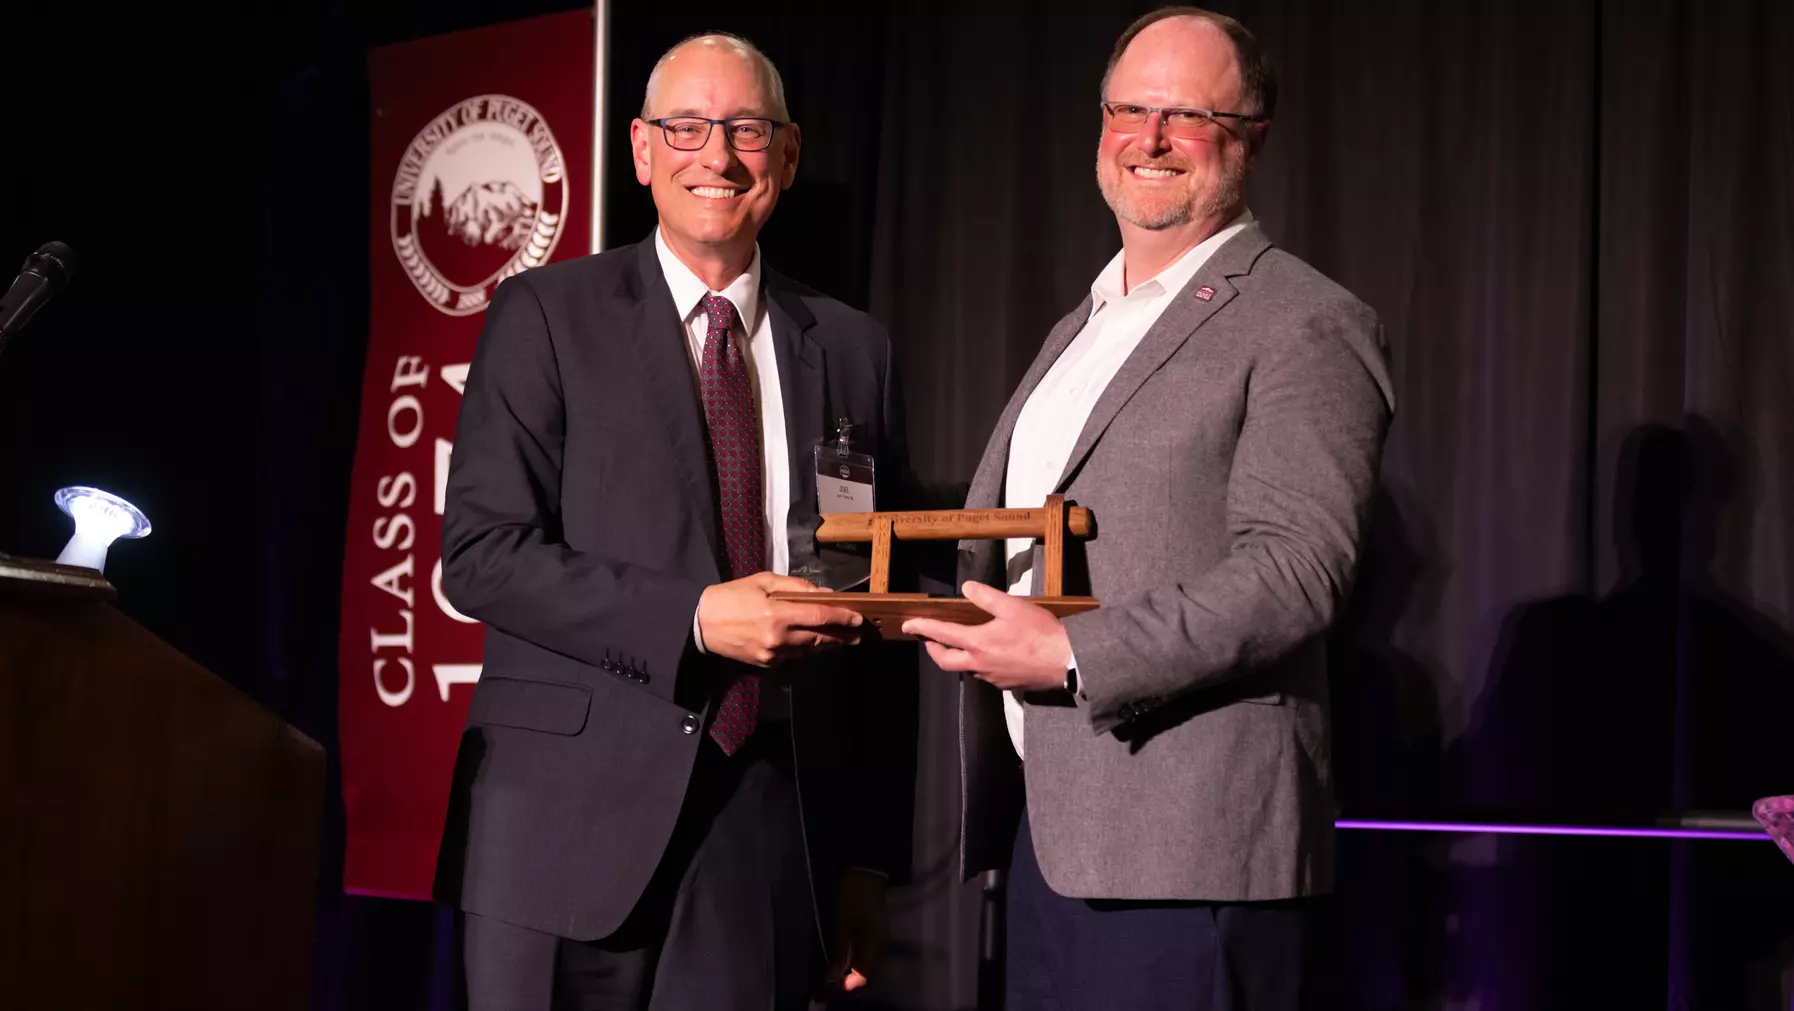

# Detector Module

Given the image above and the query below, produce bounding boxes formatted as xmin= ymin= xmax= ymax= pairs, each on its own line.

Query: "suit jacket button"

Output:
xmin=632 ymin=667 xmax=650 ymax=684
xmin=680 ymin=714 xmax=700 ymax=735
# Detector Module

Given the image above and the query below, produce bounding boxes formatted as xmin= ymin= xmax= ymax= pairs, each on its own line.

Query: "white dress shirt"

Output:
xmin=655 ymin=230 xmax=791 ymax=659
xmin=1001 ymin=212 xmax=1253 ymax=759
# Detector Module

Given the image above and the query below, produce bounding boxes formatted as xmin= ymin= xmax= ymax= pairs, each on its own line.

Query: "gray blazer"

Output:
xmin=958 ymin=224 xmax=1394 ymax=901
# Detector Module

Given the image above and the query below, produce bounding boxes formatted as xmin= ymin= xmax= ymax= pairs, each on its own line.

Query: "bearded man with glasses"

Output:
xmin=435 ymin=31 xmax=925 ymax=1011
xmin=904 ymin=7 xmax=1395 ymax=1008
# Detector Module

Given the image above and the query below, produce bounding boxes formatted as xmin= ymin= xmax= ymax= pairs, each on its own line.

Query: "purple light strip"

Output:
xmin=1336 ymin=819 xmax=1769 ymax=841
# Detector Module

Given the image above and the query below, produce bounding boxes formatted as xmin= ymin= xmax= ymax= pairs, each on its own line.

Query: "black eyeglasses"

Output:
xmin=646 ymin=116 xmax=787 ymax=152
xmin=1100 ymin=102 xmax=1267 ymax=138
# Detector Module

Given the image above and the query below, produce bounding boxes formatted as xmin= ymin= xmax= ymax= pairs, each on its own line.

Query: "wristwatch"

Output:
xmin=1063 ymin=662 xmax=1079 ymax=696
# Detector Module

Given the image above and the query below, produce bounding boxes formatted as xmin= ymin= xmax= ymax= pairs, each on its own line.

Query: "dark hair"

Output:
xmin=1101 ymin=7 xmax=1278 ymax=121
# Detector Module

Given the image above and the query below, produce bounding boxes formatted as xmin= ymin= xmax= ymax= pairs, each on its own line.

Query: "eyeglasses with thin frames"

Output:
xmin=1100 ymin=102 xmax=1267 ymax=138
xmin=646 ymin=116 xmax=787 ymax=152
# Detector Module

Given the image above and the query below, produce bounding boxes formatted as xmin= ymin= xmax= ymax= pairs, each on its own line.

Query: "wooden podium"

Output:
xmin=0 ymin=555 xmax=326 ymax=1011
xmin=774 ymin=493 xmax=1100 ymax=639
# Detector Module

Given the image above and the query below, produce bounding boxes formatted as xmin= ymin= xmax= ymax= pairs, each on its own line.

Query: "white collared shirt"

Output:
xmin=655 ymin=229 xmax=791 ymax=656
xmin=1000 ymin=211 xmax=1253 ymax=759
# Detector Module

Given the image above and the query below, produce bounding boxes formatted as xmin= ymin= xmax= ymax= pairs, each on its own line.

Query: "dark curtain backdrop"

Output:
xmin=3 ymin=1 xmax=1790 ymax=1009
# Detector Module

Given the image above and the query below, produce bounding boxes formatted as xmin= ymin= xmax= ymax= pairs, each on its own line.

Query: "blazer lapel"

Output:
xmin=966 ymin=297 xmax=1093 ymax=509
xmin=1052 ymin=225 xmax=1272 ymax=493
xmin=621 ymin=238 xmax=719 ymax=566
xmin=958 ymin=297 xmax=1093 ymax=585
xmin=763 ymin=272 xmax=825 ymax=558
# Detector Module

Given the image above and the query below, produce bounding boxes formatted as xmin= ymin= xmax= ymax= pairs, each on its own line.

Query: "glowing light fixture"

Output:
xmin=54 ymin=486 xmax=151 ymax=574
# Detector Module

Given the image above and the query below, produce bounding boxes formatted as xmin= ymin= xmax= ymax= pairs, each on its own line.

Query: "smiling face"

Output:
xmin=630 ymin=38 xmax=800 ymax=270
xmin=1096 ymin=17 xmax=1257 ymax=233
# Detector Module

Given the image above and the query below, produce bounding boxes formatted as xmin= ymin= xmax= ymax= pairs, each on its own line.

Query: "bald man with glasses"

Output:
xmin=435 ymin=32 xmax=927 ymax=1011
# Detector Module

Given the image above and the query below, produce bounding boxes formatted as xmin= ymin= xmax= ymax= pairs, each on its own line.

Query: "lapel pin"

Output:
xmin=1195 ymin=285 xmax=1216 ymax=302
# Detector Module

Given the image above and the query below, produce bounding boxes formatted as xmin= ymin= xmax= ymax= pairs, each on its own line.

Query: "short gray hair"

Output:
xmin=641 ymin=32 xmax=790 ymax=121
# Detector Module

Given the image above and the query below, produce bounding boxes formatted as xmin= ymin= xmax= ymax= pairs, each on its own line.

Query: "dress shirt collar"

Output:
xmin=1091 ymin=208 xmax=1256 ymax=311
xmin=654 ymin=226 xmax=762 ymax=329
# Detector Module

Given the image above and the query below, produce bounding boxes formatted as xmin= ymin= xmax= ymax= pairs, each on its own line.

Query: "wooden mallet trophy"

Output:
xmin=771 ymin=493 xmax=1098 ymax=639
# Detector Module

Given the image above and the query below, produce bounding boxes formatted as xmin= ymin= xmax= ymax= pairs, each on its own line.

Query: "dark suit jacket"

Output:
xmin=433 ymin=236 xmax=916 ymax=944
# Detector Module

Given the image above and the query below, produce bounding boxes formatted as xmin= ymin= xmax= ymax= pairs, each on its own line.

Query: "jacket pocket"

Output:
xmin=466 ymin=675 xmax=592 ymax=735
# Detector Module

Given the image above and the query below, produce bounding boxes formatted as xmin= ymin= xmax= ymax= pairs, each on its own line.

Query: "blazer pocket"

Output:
xmin=467 ymin=675 xmax=592 ymax=735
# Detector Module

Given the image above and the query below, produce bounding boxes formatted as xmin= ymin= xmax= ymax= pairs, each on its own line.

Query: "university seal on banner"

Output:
xmin=390 ymin=94 xmax=567 ymax=316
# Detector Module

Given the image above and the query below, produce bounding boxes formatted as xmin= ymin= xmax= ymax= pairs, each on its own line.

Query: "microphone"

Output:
xmin=0 ymin=241 xmax=79 ymax=355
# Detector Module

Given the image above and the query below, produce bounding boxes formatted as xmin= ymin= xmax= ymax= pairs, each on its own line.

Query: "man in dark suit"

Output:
xmin=435 ymin=32 xmax=914 ymax=1010
xmin=905 ymin=8 xmax=1394 ymax=1010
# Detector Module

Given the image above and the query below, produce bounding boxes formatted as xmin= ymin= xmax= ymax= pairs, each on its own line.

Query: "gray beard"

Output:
xmin=1099 ymin=147 xmax=1247 ymax=230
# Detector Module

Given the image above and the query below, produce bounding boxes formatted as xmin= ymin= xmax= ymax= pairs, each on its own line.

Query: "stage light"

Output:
xmin=54 ymin=486 xmax=151 ymax=574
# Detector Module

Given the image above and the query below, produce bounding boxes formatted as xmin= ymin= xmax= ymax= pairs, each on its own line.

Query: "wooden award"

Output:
xmin=770 ymin=493 xmax=1098 ymax=640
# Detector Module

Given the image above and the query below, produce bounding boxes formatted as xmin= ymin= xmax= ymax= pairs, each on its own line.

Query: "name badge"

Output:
xmin=815 ymin=417 xmax=875 ymax=513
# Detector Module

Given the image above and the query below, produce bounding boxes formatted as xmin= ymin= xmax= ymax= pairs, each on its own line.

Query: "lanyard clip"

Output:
xmin=833 ymin=417 xmax=855 ymax=457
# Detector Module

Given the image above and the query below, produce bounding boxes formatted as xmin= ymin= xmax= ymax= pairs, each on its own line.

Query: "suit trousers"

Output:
xmin=1005 ymin=809 xmax=1322 ymax=1011
xmin=458 ymin=721 xmax=819 ymax=1011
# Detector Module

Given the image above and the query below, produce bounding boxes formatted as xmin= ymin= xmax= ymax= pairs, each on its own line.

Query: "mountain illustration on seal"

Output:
xmin=416 ymin=175 xmax=539 ymax=286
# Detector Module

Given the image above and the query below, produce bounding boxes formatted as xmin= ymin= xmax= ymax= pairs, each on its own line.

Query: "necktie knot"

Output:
xmin=702 ymin=294 xmax=740 ymax=335
xmin=700 ymin=295 xmax=744 ymax=374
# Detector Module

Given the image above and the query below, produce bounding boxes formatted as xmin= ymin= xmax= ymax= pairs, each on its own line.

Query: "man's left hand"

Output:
xmin=827 ymin=868 xmax=889 ymax=992
xmin=902 ymin=581 xmax=1071 ymax=691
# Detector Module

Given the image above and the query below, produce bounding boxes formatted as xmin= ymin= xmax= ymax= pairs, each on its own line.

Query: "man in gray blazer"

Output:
xmin=903 ymin=7 xmax=1393 ymax=1009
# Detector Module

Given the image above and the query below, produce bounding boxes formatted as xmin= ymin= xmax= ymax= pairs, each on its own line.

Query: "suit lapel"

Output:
xmin=966 ymin=297 xmax=1093 ymax=509
xmin=958 ymin=297 xmax=1092 ymax=585
xmin=763 ymin=272 xmax=824 ymax=549
xmin=620 ymin=238 xmax=719 ymax=566
xmin=1052 ymin=225 xmax=1272 ymax=493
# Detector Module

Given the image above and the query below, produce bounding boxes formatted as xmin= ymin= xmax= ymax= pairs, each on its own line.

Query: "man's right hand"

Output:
xmin=697 ymin=572 xmax=865 ymax=667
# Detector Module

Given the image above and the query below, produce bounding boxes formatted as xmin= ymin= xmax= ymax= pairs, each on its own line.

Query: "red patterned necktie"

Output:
xmin=697 ymin=294 xmax=763 ymax=755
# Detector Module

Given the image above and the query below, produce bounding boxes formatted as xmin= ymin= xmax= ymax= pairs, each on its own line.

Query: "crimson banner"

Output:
xmin=340 ymin=10 xmax=594 ymax=899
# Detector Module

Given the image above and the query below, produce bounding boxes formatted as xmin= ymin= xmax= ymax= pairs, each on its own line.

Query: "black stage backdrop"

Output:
xmin=2 ymin=1 xmax=1790 ymax=1008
